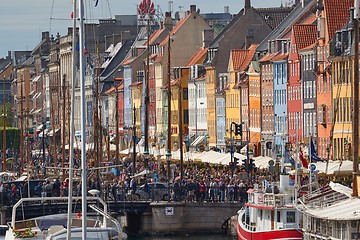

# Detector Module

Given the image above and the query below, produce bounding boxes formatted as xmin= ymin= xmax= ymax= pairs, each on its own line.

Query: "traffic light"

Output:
xmin=232 ymin=157 xmax=239 ymax=170
xmin=233 ymin=157 xmax=239 ymax=166
xmin=242 ymin=158 xmax=249 ymax=171
xmin=234 ymin=123 xmax=242 ymax=136
xmin=249 ymin=158 xmax=256 ymax=172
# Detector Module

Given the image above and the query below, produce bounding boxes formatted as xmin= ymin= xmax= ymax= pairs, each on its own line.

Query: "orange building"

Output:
xmin=315 ymin=0 xmax=353 ymax=159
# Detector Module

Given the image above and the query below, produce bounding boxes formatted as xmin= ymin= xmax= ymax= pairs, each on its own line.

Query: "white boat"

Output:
xmin=4 ymin=196 xmax=126 ymax=240
xmin=297 ymin=181 xmax=360 ymax=240
xmin=6 ymin=0 xmax=127 ymax=239
xmin=237 ymin=174 xmax=303 ymax=240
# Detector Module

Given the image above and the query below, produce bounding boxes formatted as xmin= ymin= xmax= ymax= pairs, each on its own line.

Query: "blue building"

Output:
xmin=272 ymin=42 xmax=289 ymax=158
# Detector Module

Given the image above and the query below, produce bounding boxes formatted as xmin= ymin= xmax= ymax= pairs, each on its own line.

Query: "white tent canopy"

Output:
xmin=253 ymin=156 xmax=273 ymax=169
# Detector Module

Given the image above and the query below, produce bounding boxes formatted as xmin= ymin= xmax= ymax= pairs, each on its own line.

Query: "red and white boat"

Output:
xmin=237 ymin=174 xmax=303 ymax=240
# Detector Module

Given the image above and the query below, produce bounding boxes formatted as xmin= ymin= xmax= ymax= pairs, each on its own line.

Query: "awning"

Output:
xmin=48 ymin=128 xmax=60 ymax=137
xmin=190 ymin=135 xmax=206 ymax=146
xmin=38 ymin=129 xmax=50 ymax=138
xmin=32 ymin=75 xmax=41 ymax=83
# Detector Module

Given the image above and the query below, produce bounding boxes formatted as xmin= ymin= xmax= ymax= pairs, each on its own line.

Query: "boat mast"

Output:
xmin=66 ymin=0 xmax=77 ymax=238
xmin=115 ymin=86 xmax=119 ymax=165
xmin=78 ymin=0 xmax=87 ymax=237
xmin=20 ymin=75 xmax=24 ymax=174
xmin=95 ymin=41 xmax=101 ymax=177
xmin=352 ymin=2 xmax=359 ymax=196
xmin=2 ymin=75 xmax=6 ymax=172
xmin=166 ymin=33 xmax=172 ymax=183
xmin=62 ymin=74 xmax=67 ymax=180
xmin=132 ymin=105 xmax=136 ymax=175
xmin=178 ymin=83 xmax=183 ymax=180
xmin=144 ymin=15 xmax=150 ymax=170
xmin=49 ymin=71 xmax=57 ymax=172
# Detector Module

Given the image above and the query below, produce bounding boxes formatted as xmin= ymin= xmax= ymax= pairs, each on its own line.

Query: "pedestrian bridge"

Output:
xmin=1 ymin=199 xmax=242 ymax=234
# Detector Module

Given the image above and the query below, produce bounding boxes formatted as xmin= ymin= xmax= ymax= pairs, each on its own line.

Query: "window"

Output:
xmin=183 ymin=88 xmax=188 ymax=100
xmin=287 ymin=211 xmax=296 ymax=223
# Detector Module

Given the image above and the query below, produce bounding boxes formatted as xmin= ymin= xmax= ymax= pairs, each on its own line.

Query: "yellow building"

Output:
xmin=205 ymin=65 xmax=216 ymax=147
xmin=225 ymin=46 xmax=257 ymax=149
xmin=130 ymin=82 xmax=143 ymax=135
xmin=331 ymin=56 xmax=352 ymax=161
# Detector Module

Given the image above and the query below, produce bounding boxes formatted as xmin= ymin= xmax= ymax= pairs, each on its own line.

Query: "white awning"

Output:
xmin=190 ymin=135 xmax=206 ymax=146
xmin=304 ymin=197 xmax=360 ymax=220
xmin=32 ymin=75 xmax=41 ymax=83
xmin=48 ymin=128 xmax=60 ymax=136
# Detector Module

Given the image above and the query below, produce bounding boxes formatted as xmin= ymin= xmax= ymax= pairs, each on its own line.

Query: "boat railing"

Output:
xmin=89 ymin=204 xmax=122 ymax=236
xmin=239 ymin=208 xmax=256 ymax=232
xmin=10 ymin=196 xmax=108 ymax=229
xmin=262 ymin=193 xmax=294 ymax=207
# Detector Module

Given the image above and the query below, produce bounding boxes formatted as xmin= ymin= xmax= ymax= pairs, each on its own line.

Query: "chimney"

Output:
xmin=164 ymin=12 xmax=173 ymax=30
xmin=190 ymin=5 xmax=196 ymax=13
xmin=245 ymin=0 xmax=251 ymax=10
xmin=203 ymin=29 xmax=214 ymax=48
xmin=42 ymin=31 xmax=50 ymax=40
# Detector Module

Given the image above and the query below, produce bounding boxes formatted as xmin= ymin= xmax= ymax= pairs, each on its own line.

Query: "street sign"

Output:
xmin=310 ymin=163 xmax=316 ymax=172
xmin=268 ymin=160 xmax=275 ymax=166
xmin=165 ymin=207 xmax=174 ymax=216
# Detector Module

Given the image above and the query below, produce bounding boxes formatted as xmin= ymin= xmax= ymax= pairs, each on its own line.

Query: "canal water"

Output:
xmin=0 ymin=233 xmax=237 ymax=239
xmin=128 ymin=234 xmax=237 ymax=240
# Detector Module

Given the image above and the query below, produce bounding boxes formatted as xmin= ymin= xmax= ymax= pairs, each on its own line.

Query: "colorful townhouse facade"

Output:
xmin=315 ymin=0 xmax=353 ymax=159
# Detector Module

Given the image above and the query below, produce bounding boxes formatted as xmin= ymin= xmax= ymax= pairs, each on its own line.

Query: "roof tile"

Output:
xmin=324 ymin=0 xmax=353 ymax=39
xmin=185 ymin=48 xmax=208 ymax=66
xmin=293 ymin=24 xmax=317 ymax=50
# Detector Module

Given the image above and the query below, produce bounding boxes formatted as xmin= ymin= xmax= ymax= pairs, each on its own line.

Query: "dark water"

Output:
xmin=128 ymin=234 xmax=237 ymax=240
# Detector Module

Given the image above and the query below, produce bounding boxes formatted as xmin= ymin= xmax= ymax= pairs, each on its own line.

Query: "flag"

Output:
xmin=284 ymin=147 xmax=295 ymax=166
xmin=310 ymin=137 xmax=322 ymax=162
xmin=299 ymin=148 xmax=308 ymax=168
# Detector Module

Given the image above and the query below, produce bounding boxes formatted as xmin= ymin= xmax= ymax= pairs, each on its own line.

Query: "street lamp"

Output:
xmin=166 ymin=150 xmax=171 ymax=202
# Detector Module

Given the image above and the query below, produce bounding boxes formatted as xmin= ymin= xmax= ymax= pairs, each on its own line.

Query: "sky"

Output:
xmin=0 ymin=0 xmax=285 ymax=58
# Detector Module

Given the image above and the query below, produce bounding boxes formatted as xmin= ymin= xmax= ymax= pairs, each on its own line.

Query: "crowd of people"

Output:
xmin=1 ymin=148 xmax=352 ymax=206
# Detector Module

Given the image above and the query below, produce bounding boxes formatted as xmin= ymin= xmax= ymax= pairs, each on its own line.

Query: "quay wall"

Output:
xmin=133 ymin=201 xmax=242 ymax=235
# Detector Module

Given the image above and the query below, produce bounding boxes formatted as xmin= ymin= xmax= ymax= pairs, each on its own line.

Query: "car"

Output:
xmin=136 ymin=182 xmax=169 ymax=201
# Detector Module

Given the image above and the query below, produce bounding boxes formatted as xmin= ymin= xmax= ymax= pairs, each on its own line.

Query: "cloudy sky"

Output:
xmin=0 ymin=0 xmax=285 ymax=57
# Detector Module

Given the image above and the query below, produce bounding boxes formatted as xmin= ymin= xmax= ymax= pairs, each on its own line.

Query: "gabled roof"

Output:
xmin=324 ymin=0 xmax=353 ymax=39
xmin=130 ymin=81 xmax=142 ymax=87
xmin=271 ymin=52 xmax=288 ymax=61
xmin=257 ymin=0 xmax=317 ymax=52
xmin=185 ymin=48 xmax=208 ymax=66
xmin=159 ymin=13 xmax=193 ymax=47
xmin=258 ymin=52 xmax=280 ymax=63
xmin=230 ymin=44 xmax=258 ymax=71
xmin=144 ymin=28 xmax=167 ymax=46
xmin=293 ymin=24 xmax=317 ymax=50
xmin=0 ymin=58 xmax=11 ymax=73
xmin=255 ymin=7 xmax=294 ymax=30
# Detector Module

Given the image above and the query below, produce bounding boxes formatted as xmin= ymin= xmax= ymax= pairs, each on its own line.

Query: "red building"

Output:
xmin=287 ymin=24 xmax=317 ymax=144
